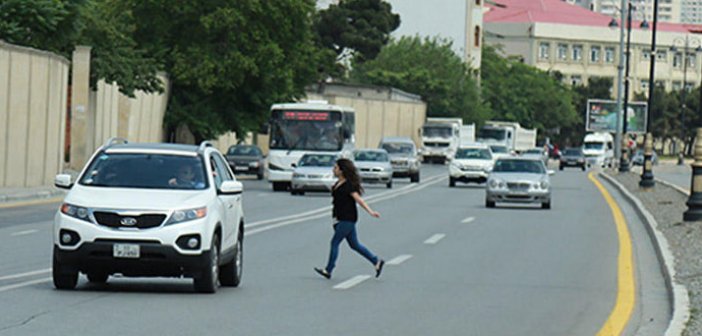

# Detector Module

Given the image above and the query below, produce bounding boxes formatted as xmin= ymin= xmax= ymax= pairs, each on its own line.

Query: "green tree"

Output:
xmin=351 ymin=36 xmax=486 ymax=124
xmin=634 ymin=86 xmax=680 ymax=152
xmin=0 ymin=0 xmax=162 ymax=96
xmin=128 ymin=0 xmax=321 ymax=141
xmin=481 ymin=46 xmax=578 ymax=144
xmin=315 ymin=0 xmax=400 ymax=64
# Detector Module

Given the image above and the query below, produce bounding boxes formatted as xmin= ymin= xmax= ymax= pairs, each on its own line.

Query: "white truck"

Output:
xmin=476 ymin=121 xmax=537 ymax=153
xmin=419 ymin=118 xmax=474 ymax=164
xmin=582 ymin=132 xmax=614 ymax=168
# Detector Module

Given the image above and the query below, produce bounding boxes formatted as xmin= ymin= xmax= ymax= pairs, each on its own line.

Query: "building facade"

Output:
xmin=486 ymin=0 xmax=702 ymax=97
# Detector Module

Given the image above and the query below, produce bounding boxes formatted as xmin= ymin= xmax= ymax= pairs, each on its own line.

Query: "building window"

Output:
xmin=674 ymin=52 xmax=683 ymax=68
xmin=474 ymin=26 xmax=480 ymax=47
xmin=605 ymin=47 xmax=615 ymax=63
xmin=688 ymin=53 xmax=697 ymax=68
xmin=571 ymin=75 xmax=582 ymax=86
xmin=657 ymin=50 xmax=667 ymax=62
xmin=673 ymin=81 xmax=682 ymax=90
xmin=557 ymin=44 xmax=568 ymax=60
xmin=590 ymin=46 xmax=601 ymax=63
xmin=685 ymin=81 xmax=695 ymax=91
xmin=642 ymin=50 xmax=650 ymax=61
xmin=573 ymin=45 xmax=583 ymax=61
xmin=539 ymin=42 xmax=550 ymax=60
xmin=641 ymin=80 xmax=649 ymax=91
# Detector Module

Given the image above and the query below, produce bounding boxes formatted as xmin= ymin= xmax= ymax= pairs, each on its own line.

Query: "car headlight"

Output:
xmin=249 ymin=161 xmax=260 ymax=168
xmin=483 ymin=166 xmax=493 ymax=173
xmin=540 ymin=180 xmax=550 ymax=189
xmin=60 ymin=203 xmax=91 ymax=223
xmin=488 ymin=178 xmax=504 ymax=189
xmin=166 ymin=207 xmax=207 ymax=225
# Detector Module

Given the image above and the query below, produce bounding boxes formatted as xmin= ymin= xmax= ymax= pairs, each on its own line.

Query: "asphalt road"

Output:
xmin=0 ymin=165 xmax=670 ymax=335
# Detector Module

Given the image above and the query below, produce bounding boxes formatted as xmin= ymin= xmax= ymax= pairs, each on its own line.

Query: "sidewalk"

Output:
xmin=0 ymin=186 xmax=66 ymax=208
xmin=606 ymin=170 xmax=699 ymax=335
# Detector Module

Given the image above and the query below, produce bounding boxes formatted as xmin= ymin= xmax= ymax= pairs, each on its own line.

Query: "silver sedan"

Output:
xmin=354 ymin=149 xmax=394 ymax=188
xmin=485 ymin=157 xmax=554 ymax=209
xmin=290 ymin=154 xmax=337 ymax=195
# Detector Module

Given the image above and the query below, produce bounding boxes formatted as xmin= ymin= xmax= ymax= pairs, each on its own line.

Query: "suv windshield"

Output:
xmin=79 ymin=153 xmax=208 ymax=190
xmin=455 ymin=148 xmax=492 ymax=160
xmin=493 ymin=159 xmax=545 ymax=174
xmin=354 ymin=151 xmax=388 ymax=162
xmin=381 ymin=143 xmax=414 ymax=154
xmin=228 ymin=145 xmax=261 ymax=156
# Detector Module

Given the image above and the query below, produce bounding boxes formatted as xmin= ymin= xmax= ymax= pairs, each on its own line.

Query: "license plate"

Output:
xmin=235 ymin=166 xmax=249 ymax=171
xmin=113 ymin=244 xmax=140 ymax=259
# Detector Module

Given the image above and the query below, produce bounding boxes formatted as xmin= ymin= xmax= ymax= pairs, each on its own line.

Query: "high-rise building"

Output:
xmin=565 ymin=0 xmax=680 ymax=23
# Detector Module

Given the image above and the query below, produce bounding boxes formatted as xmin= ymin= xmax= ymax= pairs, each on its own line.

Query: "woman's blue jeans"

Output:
xmin=325 ymin=221 xmax=378 ymax=273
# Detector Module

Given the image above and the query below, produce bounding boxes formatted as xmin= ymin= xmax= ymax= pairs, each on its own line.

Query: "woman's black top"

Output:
xmin=332 ymin=181 xmax=358 ymax=222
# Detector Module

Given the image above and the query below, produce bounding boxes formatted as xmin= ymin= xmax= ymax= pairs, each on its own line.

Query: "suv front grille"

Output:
xmin=93 ymin=212 xmax=166 ymax=229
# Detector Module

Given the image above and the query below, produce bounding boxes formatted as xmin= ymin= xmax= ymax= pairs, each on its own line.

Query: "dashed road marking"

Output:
xmin=333 ymin=275 xmax=371 ymax=290
xmin=387 ymin=255 xmax=412 ymax=265
xmin=461 ymin=217 xmax=475 ymax=223
xmin=424 ymin=234 xmax=446 ymax=245
xmin=11 ymin=229 xmax=38 ymax=237
xmin=0 ymin=268 xmax=50 ymax=281
xmin=0 ymin=278 xmax=52 ymax=293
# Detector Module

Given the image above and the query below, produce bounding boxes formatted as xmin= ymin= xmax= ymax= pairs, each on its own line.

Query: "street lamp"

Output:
xmin=670 ymin=36 xmax=702 ymax=165
xmin=620 ymin=2 xmax=649 ymax=173
xmin=639 ymin=0 xmax=659 ymax=189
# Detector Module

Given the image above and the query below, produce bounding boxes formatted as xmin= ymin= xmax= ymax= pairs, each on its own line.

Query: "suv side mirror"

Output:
xmin=55 ymin=174 xmax=74 ymax=189
xmin=219 ymin=180 xmax=243 ymax=195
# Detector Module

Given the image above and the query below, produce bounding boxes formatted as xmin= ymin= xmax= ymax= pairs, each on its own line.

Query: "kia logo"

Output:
xmin=120 ymin=217 xmax=138 ymax=226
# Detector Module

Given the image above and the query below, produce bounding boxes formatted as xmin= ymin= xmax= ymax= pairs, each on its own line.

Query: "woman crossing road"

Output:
xmin=315 ymin=158 xmax=385 ymax=279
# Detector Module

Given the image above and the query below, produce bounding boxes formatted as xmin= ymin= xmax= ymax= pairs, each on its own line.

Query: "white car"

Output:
xmin=53 ymin=139 xmax=244 ymax=293
xmin=485 ymin=157 xmax=553 ymax=209
xmin=290 ymin=153 xmax=337 ymax=195
xmin=449 ymin=144 xmax=494 ymax=187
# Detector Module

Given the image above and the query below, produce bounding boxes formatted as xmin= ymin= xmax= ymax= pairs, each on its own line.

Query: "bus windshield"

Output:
xmin=269 ymin=110 xmax=343 ymax=151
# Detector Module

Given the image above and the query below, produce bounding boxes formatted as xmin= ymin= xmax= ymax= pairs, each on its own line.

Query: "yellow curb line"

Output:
xmin=589 ymin=172 xmax=636 ymax=336
xmin=0 ymin=196 xmax=64 ymax=209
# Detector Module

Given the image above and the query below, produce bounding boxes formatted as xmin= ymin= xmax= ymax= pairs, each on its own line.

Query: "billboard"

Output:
xmin=586 ymin=99 xmax=647 ymax=133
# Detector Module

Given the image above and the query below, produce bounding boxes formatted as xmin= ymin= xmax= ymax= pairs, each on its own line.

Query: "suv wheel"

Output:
xmin=542 ymin=201 xmax=551 ymax=209
xmin=52 ymin=249 xmax=78 ymax=290
xmin=485 ymin=200 xmax=496 ymax=208
xmin=86 ymin=273 xmax=109 ymax=284
xmin=410 ymin=173 xmax=420 ymax=183
xmin=272 ymin=182 xmax=287 ymax=192
xmin=220 ymin=230 xmax=243 ymax=287
xmin=386 ymin=181 xmax=392 ymax=189
xmin=194 ymin=235 xmax=220 ymax=293
xmin=449 ymin=177 xmax=456 ymax=187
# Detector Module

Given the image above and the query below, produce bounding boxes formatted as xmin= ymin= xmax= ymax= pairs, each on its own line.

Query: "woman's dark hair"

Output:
xmin=336 ymin=158 xmax=364 ymax=195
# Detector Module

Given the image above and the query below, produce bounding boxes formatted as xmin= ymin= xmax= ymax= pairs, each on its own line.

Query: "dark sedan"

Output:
xmin=226 ymin=144 xmax=265 ymax=179
xmin=559 ymin=148 xmax=586 ymax=171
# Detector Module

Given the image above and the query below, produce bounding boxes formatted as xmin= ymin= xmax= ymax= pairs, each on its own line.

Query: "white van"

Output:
xmin=582 ymin=132 xmax=614 ymax=168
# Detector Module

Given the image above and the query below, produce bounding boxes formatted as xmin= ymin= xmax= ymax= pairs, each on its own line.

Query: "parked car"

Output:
xmin=290 ymin=153 xmax=338 ymax=195
xmin=354 ymin=149 xmax=394 ymax=189
xmin=449 ymin=143 xmax=494 ymax=187
xmin=226 ymin=144 xmax=265 ymax=180
xmin=631 ymin=149 xmax=659 ymax=166
xmin=485 ymin=157 xmax=554 ymax=209
xmin=52 ymin=139 xmax=244 ymax=293
xmin=379 ymin=137 xmax=421 ymax=183
xmin=559 ymin=147 xmax=586 ymax=171
xmin=521 ymin=148 xmax=549 ymax=165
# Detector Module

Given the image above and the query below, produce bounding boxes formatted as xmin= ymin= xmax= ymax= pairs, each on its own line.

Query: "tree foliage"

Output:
xmin=127 ymin=0 xmax=321 ymax=141
xmin=315 ymin=0 xmax=400 ymax=64
xmin=0 ymin=0 xmax=162 ymax=97
xmin=481 ymin=46 xmax=578 ymax=143
xmin=351 ymin=36 xmax=486 ymax=124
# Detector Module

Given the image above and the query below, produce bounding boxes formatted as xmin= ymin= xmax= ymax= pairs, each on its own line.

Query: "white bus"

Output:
xmin=267 ymin=101 xmax=355 ymax=191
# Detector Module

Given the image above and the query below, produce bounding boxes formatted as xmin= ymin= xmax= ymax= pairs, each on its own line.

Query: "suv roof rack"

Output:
xmin=198 ymin=141 xmax=214 ymax=153
xmin=103 ymin=137 xmax=128 ymax=148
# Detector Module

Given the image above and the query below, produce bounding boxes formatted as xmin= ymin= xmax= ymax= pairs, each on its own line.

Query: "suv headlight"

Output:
xmin=60 ymin=203 xmax=91 ymax=222
xmin=166 ymin=207 xmax=207 ymax=225
xmin=249 ymin=161 xmax=260 ymax=168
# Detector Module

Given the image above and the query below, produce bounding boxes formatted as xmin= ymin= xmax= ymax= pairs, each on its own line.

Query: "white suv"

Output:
xmin=53 ymin=139 xmax=244 ymax=293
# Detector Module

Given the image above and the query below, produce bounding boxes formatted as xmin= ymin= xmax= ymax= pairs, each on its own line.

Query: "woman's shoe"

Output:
xmin=314 ymin=267 xmax=331 ymax=279
xmin=375 ymin=260 xmax=385 ymax=278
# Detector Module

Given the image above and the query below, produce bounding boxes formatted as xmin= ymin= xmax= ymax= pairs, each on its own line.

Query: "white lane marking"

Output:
xmin=0 ymin=268 xmax=51 ymax=281
xmin=333 ymin=275 xmax=372 ymax=290
xmin=11 ymin=229 xmax=39 ymax=236
xmin=245 ymin=174 xmax=447 ymax=236
xmin=461 ymin=217 xmax=475 ymax=224
xmin=387 ymin=254 xmax=412 ymax=266
xmin=424 ymin=234 xmax=446 ymax=245
xmin=0 ymin=277 xmax=52 ymax=293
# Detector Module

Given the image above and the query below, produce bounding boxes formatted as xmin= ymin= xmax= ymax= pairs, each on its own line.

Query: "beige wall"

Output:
xmin=307 ymin=93 xmax=427 ymax=148
xmin=0 ymin=41 xmax=69 ymax=188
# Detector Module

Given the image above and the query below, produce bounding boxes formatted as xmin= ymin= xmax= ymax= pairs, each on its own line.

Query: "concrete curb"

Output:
xmin=0 ymin=189 xmax=65 ymax=207
xmin=656 ymin=178 xmax=691 ymax=196
xmin=600 ymin=172 xmax=690 ymax=336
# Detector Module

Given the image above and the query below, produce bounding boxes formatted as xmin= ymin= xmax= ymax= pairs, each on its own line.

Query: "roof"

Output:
xmin=485 ymin=0 xmax=702 ymax=33
xmin=104 ymin=143 xmax=204 ymax=156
